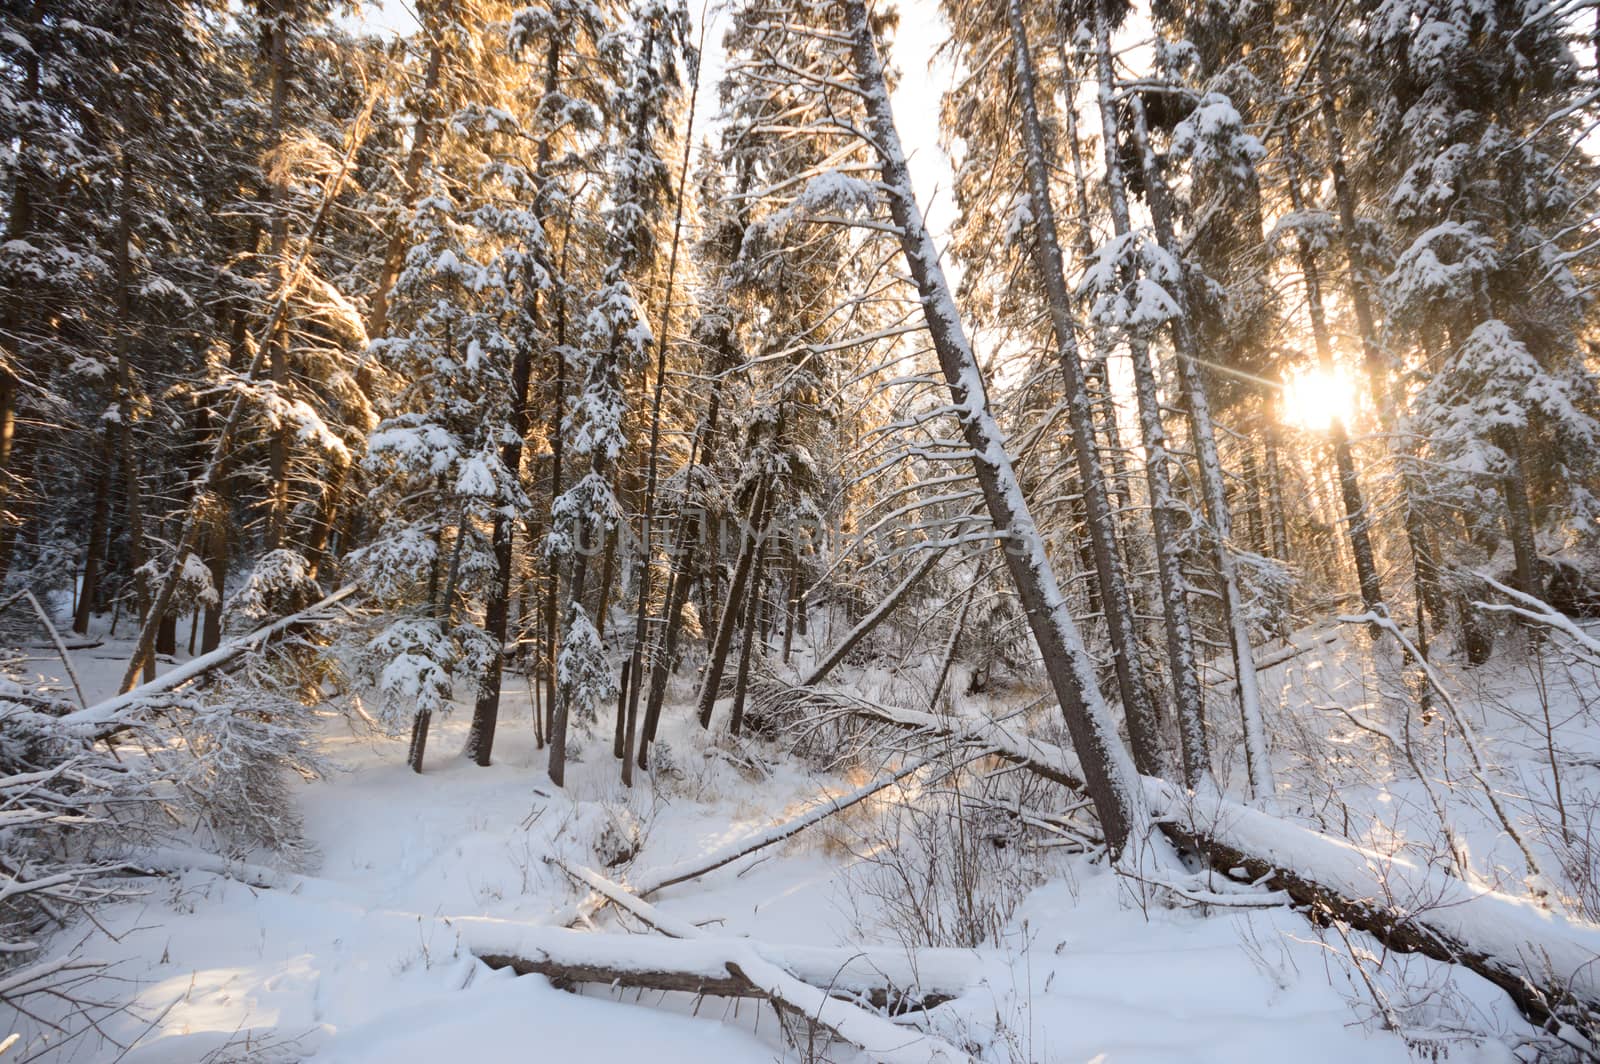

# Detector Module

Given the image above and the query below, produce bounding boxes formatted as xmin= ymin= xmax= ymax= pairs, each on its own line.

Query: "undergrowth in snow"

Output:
xmin=4 ymin=615 xmax=1593 ymax=1063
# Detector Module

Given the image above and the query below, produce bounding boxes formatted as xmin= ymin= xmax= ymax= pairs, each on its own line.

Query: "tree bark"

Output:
xmin=1008 ymin=0 xmax=1191 ymax=785
xmin=1124 ymin=89 xmax=1270 ymax=801
xmin=846 ymin=0 xmax=1148 ymax=858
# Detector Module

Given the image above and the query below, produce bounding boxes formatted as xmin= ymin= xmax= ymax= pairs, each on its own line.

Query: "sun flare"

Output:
xmin=1280 ymin=365 xmax=1358 ymax=433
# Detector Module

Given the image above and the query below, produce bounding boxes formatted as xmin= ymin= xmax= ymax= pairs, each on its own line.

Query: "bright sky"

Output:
xmin=353 ymin=0 xmax=959 ymax=241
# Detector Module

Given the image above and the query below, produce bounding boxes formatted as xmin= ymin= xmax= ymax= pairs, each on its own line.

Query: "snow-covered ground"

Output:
xmin=6 ymin=618 xmax=1593 ymax=1062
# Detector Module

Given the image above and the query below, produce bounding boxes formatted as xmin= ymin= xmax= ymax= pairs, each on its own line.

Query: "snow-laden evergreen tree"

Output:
xmin=1360 ymin=0 xmax=1600 ymax=621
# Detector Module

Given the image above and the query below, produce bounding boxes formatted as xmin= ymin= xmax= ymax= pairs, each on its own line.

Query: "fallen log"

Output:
xmin=464 ymin=924 xmax=973 ymax=1063
xmin=58 ymin=585 xmax=359 ymax=736
xmin=553 ymin=753 xmax=953 ymax=928
xmin=546 ymin=858 xmax=971 ymax=1013
xmin=758 ymin=677 xmax=1600 ymax=1040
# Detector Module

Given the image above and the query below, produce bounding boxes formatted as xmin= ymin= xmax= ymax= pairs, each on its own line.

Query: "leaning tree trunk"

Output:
xmin=845 ymin=0 xmax=1149 ymax=858
xmin=1007 ymin=0 xmax=1194 ymax=785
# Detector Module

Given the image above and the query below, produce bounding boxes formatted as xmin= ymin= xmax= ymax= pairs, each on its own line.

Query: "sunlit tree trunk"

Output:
xmin=846 ymin=0 xmax=1150 ymax=857
xmin=1318 ymin=66 xmax=1449 ymax=642
xmin=1282 ymin=133 xmax=1383 ymax=614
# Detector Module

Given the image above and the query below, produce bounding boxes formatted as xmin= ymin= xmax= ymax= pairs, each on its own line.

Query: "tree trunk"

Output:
xmin=846 ymin=0 xmax=1148 ymax=858
xmin=547 ymin=510 xmax=598 ymax=788
xmin=544 ymin=253 xmax=568 ymax=733
xmin=1080 ymin=6 xmax=1208 ymax=791
xmin=1319 ymin=65 xmax=1450 ymax=637
xmin=1008 ymin=0 xmax=1191 ymax=785
xmin=112 ymin=109 xmax=154 ymax=682
xmin=1262 ymin=393 xmax=1293 ymax=638
xmin=263 ymin=2 xmax=294 ymax=553
xmin=638 ymin=322 xmax=736 ymax=765
xmin=74 ymin=431 xmax=115 ymax=634
xmin=1124 ymin=89 xmax=1270 ymax=801
xmin=622 ymin=19 xmax=704 ymax=777
xmin=1498 ymin=429 xmax=1541 ymax=597
xmin=801 ymin=536 xmax=955 ymax=687
xmin=728 ymin=528 xmax=768 ymax=737
xmin=696 ymin=475 xmax=769 ymax=729
xmin=465 ymin=296 xmax=541 ymax=766
xmin=1283 ymin=133 xmax=1383 ymax=614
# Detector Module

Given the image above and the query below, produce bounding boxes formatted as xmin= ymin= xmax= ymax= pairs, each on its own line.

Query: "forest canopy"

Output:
xmin=4 ymin=0 xmax=1600 ymax=1058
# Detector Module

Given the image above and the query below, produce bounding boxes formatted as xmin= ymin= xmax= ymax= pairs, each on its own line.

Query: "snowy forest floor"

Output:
xmin=7 ymin=612 xmax=1598 ymax=1062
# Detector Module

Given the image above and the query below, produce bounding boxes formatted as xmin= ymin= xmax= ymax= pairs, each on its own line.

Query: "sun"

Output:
xmin=1280 ymin=365 xmax=1359 ymax=433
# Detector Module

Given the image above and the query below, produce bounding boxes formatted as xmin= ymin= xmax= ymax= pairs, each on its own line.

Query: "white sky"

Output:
xmin=353 ymin=0 xmax=959 ymax=241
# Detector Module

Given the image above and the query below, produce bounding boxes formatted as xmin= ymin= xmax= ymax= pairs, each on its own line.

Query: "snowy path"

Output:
xmin=7 ymin=637 xmax=1544 ymax=1062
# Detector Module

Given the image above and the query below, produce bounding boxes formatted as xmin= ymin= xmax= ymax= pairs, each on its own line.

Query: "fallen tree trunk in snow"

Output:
xmin=553 ymin=754 xmax=943 ymax=928
xmin=58 ymin=585 xmax=359 ymax=736
xmin=466 ymin=924 xmax=973 ymax=1062
xmin=757 ymin=677 xmax=1600 ymax=1038
xmin=546 ymin=858 xmax=969 ymax=1015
